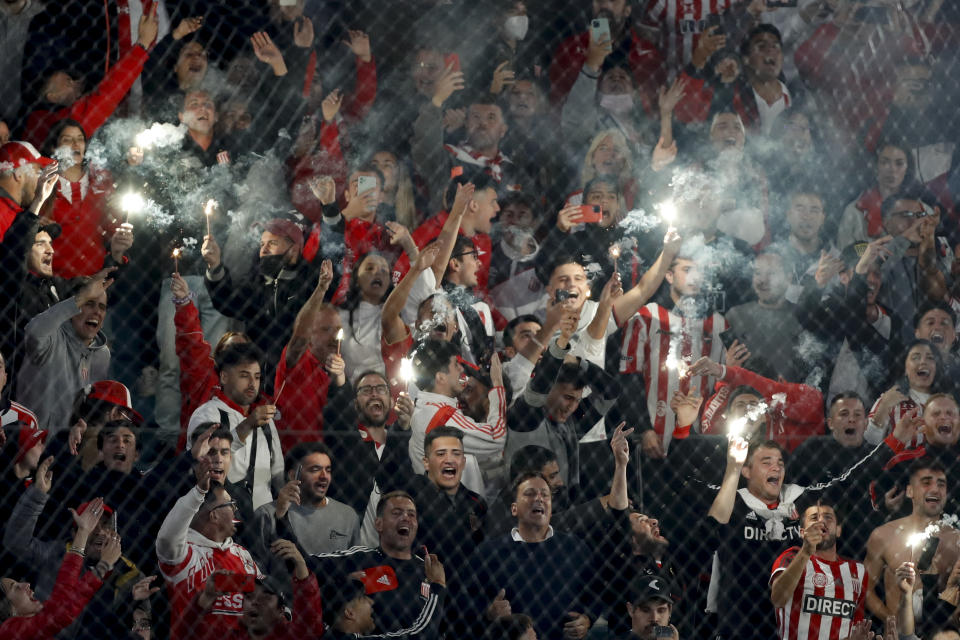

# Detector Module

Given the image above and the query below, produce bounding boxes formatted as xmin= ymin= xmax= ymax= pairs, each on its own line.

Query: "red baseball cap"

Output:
xmin=264 ymin=219 xmax=304 ymax=253
xmin=0 ymin=141 xmax=56 ymax=172
xmin=14 ymin=425 xmax=47 ymax=465
xmin=87 ymin=380 xmax=144 ymax=425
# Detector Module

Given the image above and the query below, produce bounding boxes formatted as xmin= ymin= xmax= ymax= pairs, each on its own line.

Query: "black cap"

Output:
xmin=38 ymin=222 xmax=62 ymax=241
xmin=629 ymin=574 xmax=675 ymax=606
xmin=839 ymin=242 xmax=870 ymax=271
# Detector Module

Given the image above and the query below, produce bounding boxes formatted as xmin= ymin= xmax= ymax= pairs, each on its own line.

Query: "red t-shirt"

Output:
xmin=274 ymin=345 xmax=331 ymax=451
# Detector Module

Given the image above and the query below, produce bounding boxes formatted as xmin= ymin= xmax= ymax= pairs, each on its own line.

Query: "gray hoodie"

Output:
xmin=16 ymin=298 xmax=110 ymax=432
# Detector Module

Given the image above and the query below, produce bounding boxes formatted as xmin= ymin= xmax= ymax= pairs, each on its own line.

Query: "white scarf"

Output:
xmin=737 ymin=484 xmax=805 ymax=541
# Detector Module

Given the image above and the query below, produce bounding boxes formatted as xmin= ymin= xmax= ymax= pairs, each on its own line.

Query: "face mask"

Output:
xmin=504 ymin=15 xmax=529 ymax=41
xmin=258 ymin=253 xmax=286 ymax=278
xmin=598 ymin=92 xmax=634 ymax=115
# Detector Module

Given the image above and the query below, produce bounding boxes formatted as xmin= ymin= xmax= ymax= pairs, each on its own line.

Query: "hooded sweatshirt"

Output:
xmin=16 ymin=298 xmax=110 ymax=431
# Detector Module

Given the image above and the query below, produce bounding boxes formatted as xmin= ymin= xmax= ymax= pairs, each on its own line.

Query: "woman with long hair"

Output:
xmin=337 ymin=252 xmax=394 ymax=381
xmin=371 ymin=150 xmax=421 ymax=230
xmin=865 ymin=339 xmax=946 ymax=445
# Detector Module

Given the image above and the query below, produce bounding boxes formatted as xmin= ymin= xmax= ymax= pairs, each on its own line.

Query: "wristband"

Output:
xmin=172 ymin=292 xmax=196 ymax=306
xmin=70 ymin=547 xmax=85 ymax=557
xmin=580 ymin=66 xmax=600 ymax=79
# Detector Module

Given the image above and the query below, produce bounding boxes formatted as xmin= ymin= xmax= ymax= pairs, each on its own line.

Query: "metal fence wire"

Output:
xmin=2 ymin=0 xmax=960 ymax=638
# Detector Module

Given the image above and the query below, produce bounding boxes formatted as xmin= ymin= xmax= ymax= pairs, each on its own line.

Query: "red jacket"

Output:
xmin=173 ymin=301 xmax=220 ymax=453
xmin=548 ymin=28 xmax=664 ymax=111
xmin=0 ymin=192 xmax=23 ymax=242
xmin=0 ymin=552 xmax=103 ymax=640
xmin=699 ymin=365 xmax=825 ymax=452
xmin=174 ymin=573 xmax=324 ymax=640
xmin=50 ymin=169 xmax=117 ymax=278
xmin=273 ymin=345 xmax=331 ymax=451
xmin=24 ymin=44 xmax=150 ymax=147
xmin=289 ymin=118 xmax=347 ymax=224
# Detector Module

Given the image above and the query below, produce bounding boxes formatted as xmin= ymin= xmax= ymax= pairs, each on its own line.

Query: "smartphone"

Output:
xmin=854 ymin=5 xmax=889 ymax=23
xmin=357 ymin=175 xmax=377 ymax=195
xmin=704 ymin=12 xmax=724 ymax=36
xmin=590 ymin=18 xmax=611 ymax=43
xmin=654 ymin=626 xmax=674 ymax=639
xmin=577 ymin=204 xmax=603 ymax=224
xmin=719 ymin=329 xmax=739 ymax=351
xmin=295 ymin=464 xmax=302 ymax=482
xmin=214 ymin=572 xmax=257 ymax=593
xmin=279 ymin=0 xmax=298 ymax=6
xmin=555 ymin=289 xmax=576 ymax=304
xmin=444 ymin=53 xmax=461 ymax=72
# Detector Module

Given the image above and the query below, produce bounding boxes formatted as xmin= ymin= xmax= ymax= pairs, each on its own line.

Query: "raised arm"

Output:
xmin=770 ymin=525 xmax=822 ymax=607
xmin=157 ymin=460 xmax=211 ymax=565
xmin=707 ymin=436 xmax=748 ymax=524
xmin=383 ymin=245 xmax=440 ymax=344
xmin=612 ymin=229 xmax=681 ymax=324
xmin=863 ymin=529 xmax=893 ymax=619
xmin=429 ymin=182 xmax=473 ymax=284
xmin=284 ymin=259 xmax=333 ymax=370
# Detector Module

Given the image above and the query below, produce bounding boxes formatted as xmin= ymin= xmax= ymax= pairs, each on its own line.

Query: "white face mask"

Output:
xmin=598 ymin=92 xmax=634 ymax=115
xmin=504 ymin=15 xmax=529 ymax=41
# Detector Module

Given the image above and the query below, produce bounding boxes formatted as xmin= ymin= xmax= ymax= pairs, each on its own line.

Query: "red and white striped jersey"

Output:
xmin=619 ymin=302 xmax=727 ymax=448
xmin=643 ymin=0 xmax=735 ymax=73
xmin=866 ymin=393 xmax=925 ymax=448
xmin=771 ymin=547 xmax=867 ymax=640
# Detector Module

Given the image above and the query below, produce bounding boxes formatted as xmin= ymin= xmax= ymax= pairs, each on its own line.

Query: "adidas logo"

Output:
xmin=377 ymin=575 xmax=391 ymax=586
xmin=746 ymin=512 xmax=758 ymax=520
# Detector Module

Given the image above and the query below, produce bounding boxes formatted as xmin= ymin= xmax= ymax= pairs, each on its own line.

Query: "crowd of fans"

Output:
xmin=2 ymin=0 xmax=960 ymax=638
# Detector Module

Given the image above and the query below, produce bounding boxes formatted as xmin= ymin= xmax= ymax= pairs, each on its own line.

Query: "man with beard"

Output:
xmin=187 ymin=342 xmax=283 ymax=511
xmin=309 ymin=491 xmax=435 ymax=633
xmin=252 ymin=443 xmax=359 ymax=579
xmin=203 ymin=221 xmax=332 ymax=393
xmin=323 ymin=370 xmax=415 ymax=548
xmin=864 ymin=457 xmax=960 ymax=631
xmin=770 ymin=500 xmax=867 ymax=640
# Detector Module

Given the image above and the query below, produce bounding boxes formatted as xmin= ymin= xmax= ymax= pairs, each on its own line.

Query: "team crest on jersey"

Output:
xmin=656 ymin=400 xmax=667 ymax=417
xmin=812 ymin=573 xmax=829 ymax=588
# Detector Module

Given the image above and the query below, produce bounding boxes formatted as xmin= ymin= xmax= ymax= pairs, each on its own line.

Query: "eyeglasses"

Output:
xmin=211 ymin=500 xmax=238 ymax=514
xmin=357 ymin=384 xmax=389 ymax=396
xmin=453 ymin=250 xmax=478 ymax=259
xmin=891 ymin=209 xmax=930 ymax=219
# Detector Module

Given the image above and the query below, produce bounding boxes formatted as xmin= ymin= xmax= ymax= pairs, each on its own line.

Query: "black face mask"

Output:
xmin=258 ymin=253 xmax=286 ymax=278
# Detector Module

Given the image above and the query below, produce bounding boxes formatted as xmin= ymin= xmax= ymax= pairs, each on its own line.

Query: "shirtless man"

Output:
xmin=864 ymin=457 xmax=960 ymax=620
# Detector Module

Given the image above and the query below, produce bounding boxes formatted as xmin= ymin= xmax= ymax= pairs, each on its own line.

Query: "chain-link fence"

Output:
xmin=2 ymin=0 xmax=960 ymax=638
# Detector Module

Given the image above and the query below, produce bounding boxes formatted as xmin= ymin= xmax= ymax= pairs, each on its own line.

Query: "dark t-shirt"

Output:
xmin=701 ymin=494 xmax=804 ymax=640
